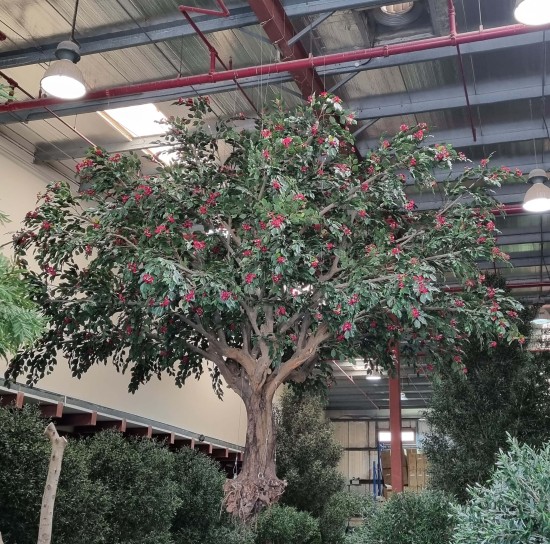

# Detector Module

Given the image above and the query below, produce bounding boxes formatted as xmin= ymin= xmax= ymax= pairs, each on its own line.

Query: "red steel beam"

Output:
xmin=0 ymin=391 xmax=25 ymax=408
xmin=126 ymin=426 xmax=153 ymax=438
xmin=247 ymin=0 xmax=324 ymax=98
xmin=4 ymin=22 xmax=547 ymax=114
xmin=61 ymin=411 xmax=97 ymax=427
xmin=39 ymin=401 xmax=64 ymax=418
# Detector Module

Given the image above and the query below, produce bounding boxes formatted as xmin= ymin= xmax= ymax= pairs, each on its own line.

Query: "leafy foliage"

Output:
xmin=0 ymin=406 xmax=234 ymax=543
xmin=255 ymin=504 xmax=321 ymax=544
xmin=7 ymin=94 xmax=524 ymax=397
xmin=347 ymin=491 xmax=455 ymax=544
xmin=0 ymin=211 xmax=44 ymax=359
xmin=423 ymin=306 xmax=550 ymax=502
xmin=452 ymin=438 xmax=550 ymax=543
xmin=319 ymin=491 xmax=370 ymax=544
xmin=276 ymin=388 xmax=344 ymax=517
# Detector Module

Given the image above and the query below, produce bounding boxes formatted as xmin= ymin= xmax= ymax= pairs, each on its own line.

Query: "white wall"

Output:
xmin=0 ymin=136 xmax=246 ymax=446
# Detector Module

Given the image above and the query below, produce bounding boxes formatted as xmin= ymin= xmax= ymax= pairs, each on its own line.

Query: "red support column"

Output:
xmin=389 ymin=343 xmax=404 ymax=492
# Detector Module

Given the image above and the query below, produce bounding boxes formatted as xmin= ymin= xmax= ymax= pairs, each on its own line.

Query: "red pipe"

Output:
xmin=178 ymin=0 xmax=229 ymax=17
xmin=2 ymin=22 xmax=549 ymax=115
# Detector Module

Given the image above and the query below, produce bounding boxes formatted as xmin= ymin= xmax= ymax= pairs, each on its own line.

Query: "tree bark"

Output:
xmin=224 ymin=388 xmax=286 ymax=520
xmin=37 ymin=423 xmax=67 ymax=544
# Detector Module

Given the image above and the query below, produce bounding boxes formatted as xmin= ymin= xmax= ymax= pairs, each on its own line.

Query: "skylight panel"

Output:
xmin=103 ymin=104 xmax=168 ymax=137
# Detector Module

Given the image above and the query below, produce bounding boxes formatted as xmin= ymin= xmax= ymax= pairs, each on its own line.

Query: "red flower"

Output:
xmin=453 ymin=355 xmax=462 ymax=363
xmin=293 ymin=193 xmax=306 ymax=201
xmin=480 ymin=158 xmax=489 ymax=167
xmin=276 ymin=306 xmax=286 ymax=316
xmin=454 ymin=299 xmax=465 ymax=308
xmin=409 ymin=158 xmax=417 ymax=167
xmin=167 ymin=214 xmax=175 ymax=223
xmin=413 ymin=130 xmax=424 ymax=141
xmin=277 ymin=256 xmax=286 ymax=263
xmin=185 ymin=290 xmax=195 ymax=302
xmin=262 ymin=149 xmax=270 ymax=160
xmin=342 ymin=321 xmax=353 ymax=332
xmin=405 ymin=200 xmax=415 ymax=211
xmin=183 ymin=219 xmax=193 ymax=229
xmin=243 ymin=249 xmax=253 ymax=257
xmin=326 ymin=242 xmax=335 ymax=250
xmin=144 ymin=228 xmax=152 ymax=238
xmin=391 ymin=247 xmax=401 ymax=256
xmin=348 ymin=294 xmax=359 ymax=305
xmin=199 ymin=205 xmax=208 ymax=215
xmin=160 ymin=297 xmax=170 ymax=307
xmin=412 ymin=308 xmax=420 ymax=319
xmin=272 ymin=273 xmax=282 ymax=283
xmin=41 ymin=221 xmax=51 ymax=230
xmin=84 ymin=245 xmax=92 ymax=255
xmin=142 ymin=274 xmax=154 ymax=284
xmin=486 ymin=221 xmax=495 ymax=231
xmin=358 ymin=210 xmax=367 ymax=218
xmin=155 ymin=224 xmax=167 ymax=235
xmin=489 ymin=341 xmax=497 ymax=348
xmin=272 ymin=180 xmax=282 ymax=190
xmin=195 ymin=306 xmax=204 ymax=316
xmin=270 ymin=215 xmax=285 ymax=229
xmin=477 ymin=236 xmax=486 ymax=244
xmin=400 ymin=124 xmax=409 ymax=131
xmin=127 ymin=262 xmax=138 ymax=273
xmin=245 ymin=273 xmax=257 ymax=284
xmin=361 ymin=181 xmax=369 ymax=192
xmin=290 ymin=334 xmax=298 ymax=343
xmin=121 ymin=195 xmax=130 ymax=203
xmin=242 ymin=223 xmax=252 ymax=231
xmin=281 ymin=137 xmax=293 ymax=148
xmin=311 ymin=125 xmax=318 ymax=135
xmin=109 ymin=153 xmax=121 ymax=163
xmin=261 ymin=129 xmax=272 ymax=138
xmin=311 ymin=259 xmax=319 ymax=268
xmin=45 ymin=265 xmax=56 ymax=277
xmin=220 ymin=290 xmax=232 ymax=301
xmin=193 ymin=240 xmax=206 ymax=251
xmin=341 ymin=225 xmax=352 ymax=236
xmin=382 ymin=140 xmax=390 ymax=149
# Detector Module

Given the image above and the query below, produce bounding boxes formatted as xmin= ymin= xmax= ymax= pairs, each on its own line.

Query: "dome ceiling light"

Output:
xmin=380 ymin=2 xmax=415 ymax=15
xmin=373 ymin=2 xmax=422 ymax=27
xmin=523 ymin=169 xmax=550 ymax=213
xmin=514 ymin=0 xmax=550 ymax=26
xmin=40 ymin=0 xmax=86 ymax=99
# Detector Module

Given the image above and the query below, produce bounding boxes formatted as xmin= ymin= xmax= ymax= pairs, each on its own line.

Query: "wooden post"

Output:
xmin=37 ymin=423 xmax=67 ymax=544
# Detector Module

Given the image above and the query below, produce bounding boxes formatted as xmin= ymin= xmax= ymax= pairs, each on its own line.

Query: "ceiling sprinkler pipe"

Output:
xmin=1 ymin=22 xmax=550 ymax=114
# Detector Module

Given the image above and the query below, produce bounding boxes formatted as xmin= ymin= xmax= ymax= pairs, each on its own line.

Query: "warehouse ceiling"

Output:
xmin=0 ymin=0 xmax=549 ymax=417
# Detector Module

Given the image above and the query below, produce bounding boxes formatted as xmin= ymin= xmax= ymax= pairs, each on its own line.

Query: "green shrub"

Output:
xmin=277 ymin=389 xmax=344 ymax=518
xmin=82 ymin=430 xmax=180 ymax=544
xmin=171 ymin=447 xmax=226 ymax=541
xmin=256 ymin=504 xmax=321 ymax=544
xmin=452 ymin=438 xmax=550 ymax=543
xmin=319 ymin=492 xmax=372 ymax=544
xmin=349 ymin=491 xmax=454 ymax=544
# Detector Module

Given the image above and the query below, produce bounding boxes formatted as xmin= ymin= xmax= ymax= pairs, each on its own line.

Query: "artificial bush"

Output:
xmin=319 ymin=492 xmax=372 ymax=544
xmin=256 ymin=504 xmax=321 ymax=544
xmin=277 ymin=389 xmax=344 ymax=518
xmin=348 ymin=491 xmax=455 ymax=544
xmin=452 ymin=437 xmax=550 ymax=543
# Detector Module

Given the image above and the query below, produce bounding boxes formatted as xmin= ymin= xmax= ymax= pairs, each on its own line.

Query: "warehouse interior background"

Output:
xmin=1 ymin=0 xmax=550 ymax=490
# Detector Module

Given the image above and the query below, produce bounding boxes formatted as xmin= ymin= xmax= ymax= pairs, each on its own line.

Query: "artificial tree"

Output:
xmin=6 ymin=94 xmax=523 ymax=519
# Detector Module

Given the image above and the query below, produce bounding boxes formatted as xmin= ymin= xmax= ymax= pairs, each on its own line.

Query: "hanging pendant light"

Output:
xmin=514 ymin=0 xmax=550 ymax=26
xmin=40 ymin=0 xmax=86 ymax=99
xmin=522 ymin=169 xmax=550 ymax=212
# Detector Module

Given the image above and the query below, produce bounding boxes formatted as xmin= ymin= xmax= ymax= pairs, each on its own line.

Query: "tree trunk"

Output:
xmin=38 ymin=423 xmax=67 ymax=544
xmin=224 ymin=388 xmax=286 ymax=520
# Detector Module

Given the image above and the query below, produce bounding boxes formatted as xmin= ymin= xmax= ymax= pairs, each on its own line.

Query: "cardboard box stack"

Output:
xmin=381 ymin=448 xmax=428 ymax=497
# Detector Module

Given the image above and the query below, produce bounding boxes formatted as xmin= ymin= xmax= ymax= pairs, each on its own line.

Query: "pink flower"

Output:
xmin=142 ymin=274 xmax=154 ymax=284
xmin=489 ymin=341 xmax=497 ymax=348
xmin=121 ymin=195 xmax=130 ymax=203
xmin=272 ymin=180 xmax=282 ymax=190
xmin=454 ymin=299 xmax=465 ymax=308
xmin=144 ymin=228 xmax=152 ymax=238
xmin=382 ymin=140 xmax=390 ymax=149
xmin=184 ymin=291 xmax=195 ymax=302
xmin=45 ymin=265 xmax=56 ymax=277
xmin=276 ymin=306 xmax=286 ymax=316
xmin=391 ymin=247 xmax=401 ymax=256
xmin=477 ymin=236 xmax=487 ymax=244
xmin=412 ymin=308 xmax=420 ymax=319
xmin=127 ymin=262 xmax=138 ymax=273
xmin=293 ymin=193 xmax=306 ymax=201
xmin=261 ymin=129 xmax=272 ymax=138
xmin=245 ymin=273 xmax=257 ymax=284
xmin=480 ymin=158 xmax=489 ymax=168
xmin=361 ymin=181 xmax=369 ymax=192
xmin=348 ymin=294 xmax=359 ymax=305
xmin=290 ymin=334 xmax=298 ymax=343
xmin=270 ymin=215 xmax=285 ymax=229
xmin=413 ymin=130 xmax=424 ymax=141
xmin=183 ymin=219 xmax=194 ymax=229
xmin=341 ymin=225 xmax=352 ymax=236
xmin=400 ymin=124 xmax=409 ymax=132
xmin=155 ymin=224 xmax=167 ymax=235
xmin=486 ymin=221 xmax=495 ymax=231
xmin=453 ymin=355 xmax=462 ymax=363
xmin=405 ymin=200 xmax=415 ymax=211
xmin=342 ymin=321 xmax=353 ymax=332
xmin=311 ymin=125 xmax=318 ymax=135
xmin=358 ymin=210 xmax=367 ymax=218
xmin=160 ymin=297 xmax=170 ymax=308
xmin=409 ymin=158 xmax=417 ymax=167
xmin=109 ymin=153 xmax=122 ymax=163
xmin=220 ymin=290 xmax=232 ymax=301
xmin=311 ymin=259 xmax=319 ymax=268
xmin=199 ymin=205 xmax=208 ymax=215
xmin=281 ymin=137 xmax=293 ymax=148
xmin=277 ymin=256 xmax=286 ymax=263
xmin=262 ymin=149 xmax=270 ymax=160
xmin=84 ymin=244 xmax=92 ymax=255
xmin=195 ymin=306 xmax=204 ymax=317
xmin=326 ymin=242 xmax=335 ymax=250
xmin=41 ymin=221 xmax=51 ymax=230
xmin=193 ymin=240 xmax=206 ymax=251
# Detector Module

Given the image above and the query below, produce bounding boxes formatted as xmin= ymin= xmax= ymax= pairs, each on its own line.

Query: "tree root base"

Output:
xmin=224 ymin=474 xmax=287 ymax=521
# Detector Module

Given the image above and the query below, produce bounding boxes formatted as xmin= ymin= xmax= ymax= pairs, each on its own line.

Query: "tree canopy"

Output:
xmin=4 ymin=93 xmax=525 ymax=517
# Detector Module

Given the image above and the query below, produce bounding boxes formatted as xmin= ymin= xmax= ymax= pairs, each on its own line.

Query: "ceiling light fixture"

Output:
xmin=380 ymin=2 xmax=414 ymax=15
xmin=531 ymin=304 xmax=550 ymax=326
xmin=514 ymin=0 xmax=550 ymax=26
xmin=523 ymin=169 xmax=550 ymax=212
xmin=40 ymin=0 xmax=86 ymax=99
